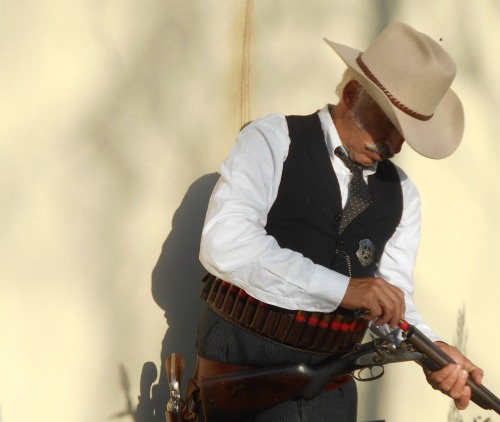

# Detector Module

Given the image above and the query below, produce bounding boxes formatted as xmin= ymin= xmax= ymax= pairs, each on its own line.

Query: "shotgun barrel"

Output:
xmin=399 ymin=320 xmax=500 ymax=415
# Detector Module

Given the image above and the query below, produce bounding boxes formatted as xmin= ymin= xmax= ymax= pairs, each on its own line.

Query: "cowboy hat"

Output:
xmin=324 ymin=21 xmax=464 ymax=159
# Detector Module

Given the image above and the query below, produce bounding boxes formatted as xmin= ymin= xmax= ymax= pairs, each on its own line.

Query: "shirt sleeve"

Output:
xmin=375 ymin=166 xmax=440 ymax=341
xmin=200 ymin=114 xmax=350 ymax=312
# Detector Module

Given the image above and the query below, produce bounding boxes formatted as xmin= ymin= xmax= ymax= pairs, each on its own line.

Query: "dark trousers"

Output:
xmin=196 ymin=307 xmax=358 ymax=422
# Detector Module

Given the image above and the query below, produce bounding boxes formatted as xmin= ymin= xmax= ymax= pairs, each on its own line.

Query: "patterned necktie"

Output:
xmin=335 ymin=147 xmax=372 ymax=233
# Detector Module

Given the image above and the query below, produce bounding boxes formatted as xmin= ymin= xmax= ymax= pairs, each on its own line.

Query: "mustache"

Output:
xmin=365 ymin=142 xmax=393 ymax=160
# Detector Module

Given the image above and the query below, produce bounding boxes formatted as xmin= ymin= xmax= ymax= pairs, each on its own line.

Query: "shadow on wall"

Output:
xmin=136 ymin=172 xmax=220 ymax=422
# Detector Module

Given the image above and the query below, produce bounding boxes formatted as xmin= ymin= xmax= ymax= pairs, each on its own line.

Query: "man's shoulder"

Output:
xmin=241 ymin=110 xmax=321 ymax=134
xmin=240 ymin=113 xmax=287 ymax=133
xmin=237 ymin=113 xmax=291 ymax=157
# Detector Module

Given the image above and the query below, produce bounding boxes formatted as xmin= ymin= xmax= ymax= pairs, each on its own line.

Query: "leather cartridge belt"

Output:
xmin=201 ymin=274 xmax=368 ymax=355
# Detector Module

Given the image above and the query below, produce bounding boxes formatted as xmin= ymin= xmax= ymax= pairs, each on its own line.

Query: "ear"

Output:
xmin=342 ymin=80 xmax=361 ymax=109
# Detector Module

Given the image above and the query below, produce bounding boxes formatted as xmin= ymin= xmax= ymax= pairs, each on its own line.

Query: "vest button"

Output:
xmin=334 ymin=213 xmax=342 ymax=221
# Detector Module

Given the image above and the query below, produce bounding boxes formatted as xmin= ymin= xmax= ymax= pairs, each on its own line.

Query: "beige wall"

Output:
xmin=1 ymin=1 xmax=498 ymax=421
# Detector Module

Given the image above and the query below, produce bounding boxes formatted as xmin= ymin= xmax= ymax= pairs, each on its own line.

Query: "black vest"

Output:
xmin=265 ymin=113 xmax=403 ymax=278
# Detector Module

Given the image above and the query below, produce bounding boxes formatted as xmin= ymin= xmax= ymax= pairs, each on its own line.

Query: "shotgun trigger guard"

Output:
xmin=353 ymin=365 xmax=385 ymax=382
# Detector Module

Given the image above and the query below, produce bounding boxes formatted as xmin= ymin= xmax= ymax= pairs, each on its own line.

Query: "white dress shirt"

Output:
xmin=200 ymin=105 xmax=438 ymax=340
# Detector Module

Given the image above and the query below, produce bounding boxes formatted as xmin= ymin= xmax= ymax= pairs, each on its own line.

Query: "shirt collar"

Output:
xmin=317 ymin=104 xmax=378 ymax=175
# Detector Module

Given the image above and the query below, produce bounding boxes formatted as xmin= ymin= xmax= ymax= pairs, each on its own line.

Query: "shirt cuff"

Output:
xmin=307 ymin=264 xmax=350 ymax=311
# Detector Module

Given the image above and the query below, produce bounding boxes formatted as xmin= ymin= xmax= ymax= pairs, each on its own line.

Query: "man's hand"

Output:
xmin=340 ymin=277 xmax=405 ymax=328
xmin=424 ymin=342 xmax=484 ymax=410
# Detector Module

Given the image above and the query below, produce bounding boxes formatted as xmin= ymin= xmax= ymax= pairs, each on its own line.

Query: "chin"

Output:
xmin=361 ymin=157 xmax=377 ymax=166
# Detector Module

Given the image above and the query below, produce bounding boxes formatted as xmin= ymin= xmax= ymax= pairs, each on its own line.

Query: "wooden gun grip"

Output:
xmin=166 ymin=353 xmax=185 ymax=386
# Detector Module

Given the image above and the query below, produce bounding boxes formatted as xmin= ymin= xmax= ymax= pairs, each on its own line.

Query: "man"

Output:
xmin=195 ymin=22 xmax=483 ymax=421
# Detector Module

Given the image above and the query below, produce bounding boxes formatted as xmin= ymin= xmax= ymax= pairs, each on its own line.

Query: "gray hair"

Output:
xmin=335 ymin=68 xmax=356 ymax=99
xmin=336 ymin=68 xmax=375 ymax=130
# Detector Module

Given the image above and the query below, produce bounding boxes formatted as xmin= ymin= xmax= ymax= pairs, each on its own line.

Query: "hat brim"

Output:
xmin=324 ymin=38 xmax=464 ymax=159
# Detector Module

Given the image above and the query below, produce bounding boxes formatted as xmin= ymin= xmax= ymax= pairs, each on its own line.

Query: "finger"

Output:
xmin=460 ymin=358 xmax=484 ymax=384
xmin=363 ymin=303 xmax=383 ymax=322
xmin=455 ymin=385 xmax=472 ymax=410
xmin=470 ymin=368 xmax=484 ymax=385
xmin=374 ymin=280 xmax=405 ymax=320
xmin=427 ymin=364 xmax=471 ymax=407
xmin=448 ymin=367 xmax=469 ymax=400
xmin=369 ymin=278 xmax=405 ymax=327
xmin=387 ymin=297 xmax=405 ymax=328
xmin=341 ymin=277 xmax=405 ymax=327
xmin=376 ymin=307 xmax=399 ymax=327
xmin=426 ymin=364 xmax=459 ymax=392
xmin=438 ymin=344 xmax=484 ymax=386
xmin=373 ymin=284 xmax=405 ymax=327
